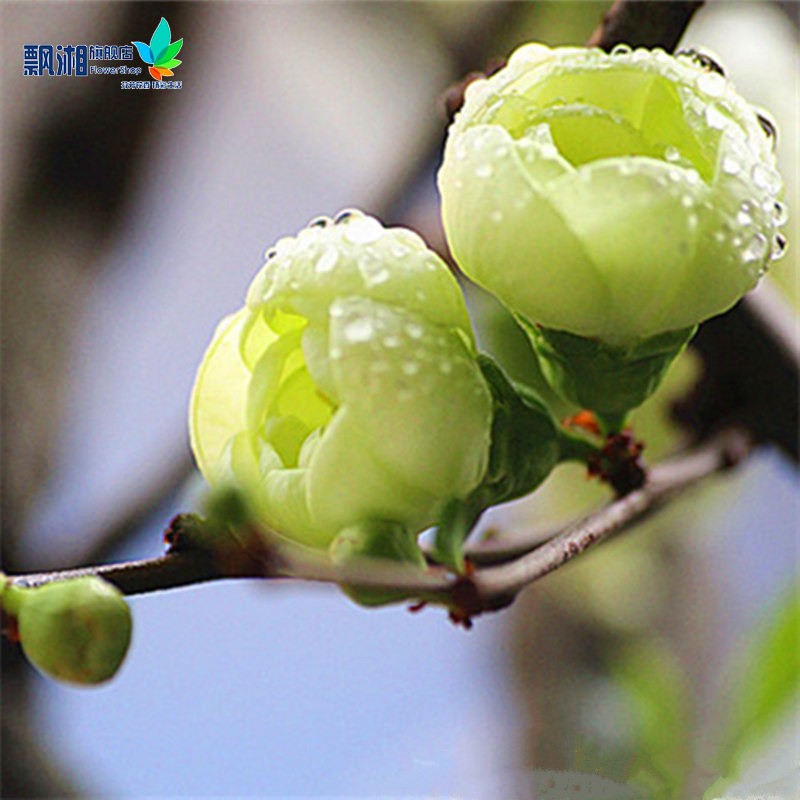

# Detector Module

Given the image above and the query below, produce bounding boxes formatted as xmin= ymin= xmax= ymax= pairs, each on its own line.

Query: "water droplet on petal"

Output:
xmin=344 ymin=318 xmax=374 ymax=343
xmin=265 ymin=247 xmax=278 ymax=261
xmin=665 ymin=146 xmax=681 ymax=162
xmin=344 ymin=217 xmax=384 ymax=244
xmin=704 ymin=104 xmax=728 ymax=130
xmin=721 ymin=156 xmax=741 ymax=175
xmin=611 ymin=43 xmax=632 ymax=57
xmin=742 ymin=233 xmax=768 ymax=262
xmin=771 ymin=233 xmax=788 ymax=260
xmin=752 ymin=163 xmax=782 ymax=194
xmin=697 ymin=71 xmax=726 ymax=97
xmin=315 ymin=247 xmax=339 ymax=273
xmin=773 ymin=201 xmax=789 ymax=226
xmin=475 ymin=163 xmax=494 ymax=178
xmin=307 ymin=216 xmax=331 ymax=229
xmin=334 ymin=208 xmax=364 ymax=224
xmin=737 ymin=201 xmax=755 ymax=226
xmin=406 ymin=322 xmax=424 ymax=340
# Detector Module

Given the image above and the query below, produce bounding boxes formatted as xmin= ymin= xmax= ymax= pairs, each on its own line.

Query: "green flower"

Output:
xmin=190 ymin=212 xmax=493 ymax=564
xmin=13 ymin=577 xmax=132 ymax=686
xmin=439 ymin=43 xmax=786 ymax=421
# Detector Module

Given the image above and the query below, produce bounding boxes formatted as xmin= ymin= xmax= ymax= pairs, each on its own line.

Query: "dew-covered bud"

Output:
xmin=190 ymin=212 xmax=493 ymax=555
xmin=439 ymin=43 xmax=787 ymax=419
xmin=16 ymin=577 xmax=132 ymax=686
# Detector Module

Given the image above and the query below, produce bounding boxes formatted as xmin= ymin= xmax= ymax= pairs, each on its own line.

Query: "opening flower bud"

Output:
xmin=16 ymin=577 xmax=132 ymax=686
xmin=190 ymin=212 xmax=493 ymax=552
xmin=439 ymin=43 xmax=787 ymax=418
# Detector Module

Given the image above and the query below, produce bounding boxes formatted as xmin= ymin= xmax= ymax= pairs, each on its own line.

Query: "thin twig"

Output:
xmin=7 ymin=430 xmax=751 ymax=619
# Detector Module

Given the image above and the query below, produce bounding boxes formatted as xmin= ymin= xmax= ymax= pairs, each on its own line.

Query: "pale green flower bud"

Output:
xmin=15 ymin=577 xmax=132 ymax=686
xmin=190 ymin=212 xmax=493 ymax=553
xmin=439 ymin=43 xmax=787 ymax=419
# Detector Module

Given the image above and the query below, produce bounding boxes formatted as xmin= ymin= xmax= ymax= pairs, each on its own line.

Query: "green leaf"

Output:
xmin=610 ymin=640 xmax=692 ymax=800
xmin=715 ymin=582 xmax=800 ymax=780
xmin=156 ymin=38 xmax=183 ymax=64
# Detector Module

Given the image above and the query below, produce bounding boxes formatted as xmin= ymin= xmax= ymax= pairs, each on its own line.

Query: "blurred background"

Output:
xmin=2 ymin=2 xmax=798 ymax=797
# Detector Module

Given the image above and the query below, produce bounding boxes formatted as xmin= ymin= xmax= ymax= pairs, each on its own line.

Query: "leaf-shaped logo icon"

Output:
xmin=149 ymin=18 xmax=172 ymax=64
xmin=131 ymin=41 xmax=154 ymax=65
xmin=155 ymin=39 xmax=183 ymax=67
xmin=132 ymin=18 xmax=183 ymax=80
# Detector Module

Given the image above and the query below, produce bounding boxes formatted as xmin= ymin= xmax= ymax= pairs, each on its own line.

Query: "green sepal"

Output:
xmin=520 ymin=318 xmax=696 ymax=424
xmin=471 ymin=354 xmax=562 ymax=507
xmin=329 ymin=521 xmax=426 ymax=607
xmin=430 ymin=354 xmax=568 ymax=573
xmin=430 ymin=496 xmax=483 ymax=574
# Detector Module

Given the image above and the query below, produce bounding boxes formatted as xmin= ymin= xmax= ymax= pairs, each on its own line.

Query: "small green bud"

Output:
xmin=190 ymin=212 xmax=492 ymax=551
xmin=439 ymin=43 xmax=787 ymax=418
xmin=16 ymin=577 xmax=132 ymax=686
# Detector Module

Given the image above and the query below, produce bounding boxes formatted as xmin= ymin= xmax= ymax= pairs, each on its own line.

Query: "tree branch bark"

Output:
xmin=6 ymin=429 xmax=751 ymax=621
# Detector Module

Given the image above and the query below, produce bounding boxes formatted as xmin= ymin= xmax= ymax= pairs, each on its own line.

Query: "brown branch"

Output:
xmin=6 ymin=430 xmax=752 ymax=620
xmin=588 ymin=0 xmax=704 ymax=51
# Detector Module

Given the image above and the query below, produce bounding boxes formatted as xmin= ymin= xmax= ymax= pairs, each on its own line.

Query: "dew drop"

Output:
xmin=773 ymin=201 xmax=789 ymax=227
xmin=742 ymin=233 xmax=768 ymax=262
xmin=697 ymin=71 xmax=726 ymax=98
xmin=406 ymin=322 xmax=424 ymax=340
xmin=736 ymin=201 xmax=755 ymax=227
xmin=665 ymin=146 xmax=681 ymax=162
xmin=771 ymin=233 xmax=788 ymax=260
xmin=611 ymin=43 xmax=632 ymax=57
xmin=391 ymin=245 xmax=409 ymax=259
xmin=344 ymin=318 xmax=374 ymax=343
xmin=751 ymin=163 xmax=782 ymax=194
xmin=756 ymin=112 xmax=777 ymax=148
xmin=308 ymin=216 xmax=331 ymax=229
xmin=475 ymin=163 xmax=494 ymax=179
xmin=705 ymin=104 xmax=728 ymax=130
xmin=344 ymin=217 xmax=384 ymax=244
xmin=315 ymin=247 xmax=339 ymax=273
xmin=265 ymin=247 xmax=278 ymax=261
xmin=721 ymin=156 xmax=741 ymax=176
xmin=681 ymin=195 xmax=694 ymax=209
xmin=334 ymin=208 xmax=364 ymax=224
